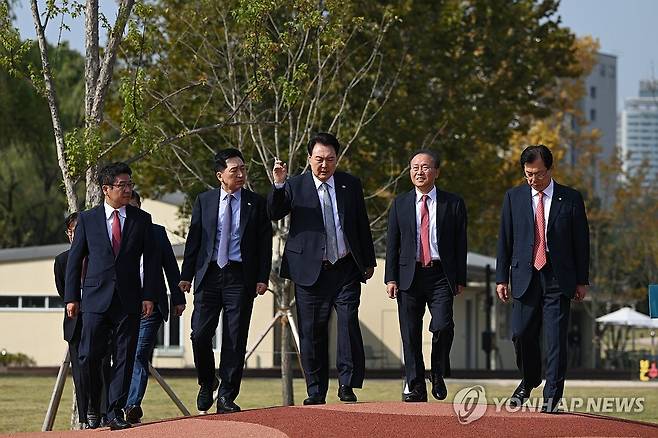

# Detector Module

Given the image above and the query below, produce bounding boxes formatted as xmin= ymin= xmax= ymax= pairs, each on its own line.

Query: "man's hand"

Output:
xmin=66 ymin=301 xmax=79 ymax=319
xmin=256 ymin=282 xmax=268 ymax=295
xmin=496 ymin=283 xmax=510 ymax=303
xmin=273 ymin=158 xmax=288 ymax=184
xmin=364 ymin=267 xmax=375 ymax=281
xmin=179 ymin=280 xmax=192 ymax=293
xmin=174 ymin=304 xmax=186 ymax=317
xmin=386 ymin=281 xmax=398 ymax=299
xmin=574 ymin=285 xmax=588 ymax=302
xmin=456 ymin=285 xmax=464 ymax=295
xmin=142 ymin=300 xmax=154 ymax=319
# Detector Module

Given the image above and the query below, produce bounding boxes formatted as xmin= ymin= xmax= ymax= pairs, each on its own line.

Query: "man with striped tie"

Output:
xmin=496 ymin=145 xmax=590 ymax=413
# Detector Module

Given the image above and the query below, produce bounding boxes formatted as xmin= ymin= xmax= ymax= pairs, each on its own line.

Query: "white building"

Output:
xmin=620 ymin=80 xmax=658 ymax=185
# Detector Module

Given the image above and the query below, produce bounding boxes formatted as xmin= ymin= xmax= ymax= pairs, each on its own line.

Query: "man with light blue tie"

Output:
xmin=179 ymin=148 xmax=272 ymax=414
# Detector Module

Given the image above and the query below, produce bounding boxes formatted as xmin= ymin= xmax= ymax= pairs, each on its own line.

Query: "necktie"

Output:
xmin=420 ymin=194 xmax=432 ymax=267
xmin=533 ymin=191 xmax=547 ymax=270
xmin=218 ymin=194 xmax=233 ymax=268
xmin=321 ymin=183 xmax=339 ymax=264
xmin=111 ymin=210 xmax=121 ymax=257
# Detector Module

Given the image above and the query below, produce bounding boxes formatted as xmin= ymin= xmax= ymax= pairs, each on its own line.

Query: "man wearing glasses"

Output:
xmin=65 ymin=162 xmax=156 ymax=430
xmin=496 ymin=145 xmax=590 ymax=413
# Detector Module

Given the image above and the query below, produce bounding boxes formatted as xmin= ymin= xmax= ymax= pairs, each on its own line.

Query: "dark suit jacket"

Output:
xmin=64 ymin=204 xmax=156 ymax=314
xmin=151 ymin=224 xmax=185 ymax=321
xmin=384 ymin=188 xmax=467 ymax=293
xmin=495 ymin=181 xmax=590 ymax=299
xmin=54 ymin=249 xmax=80 ymax=342
xmin=180 ymin=187 xmax=272 ymax=297
xmin=268 ymin=171 xmax=377 ymax=287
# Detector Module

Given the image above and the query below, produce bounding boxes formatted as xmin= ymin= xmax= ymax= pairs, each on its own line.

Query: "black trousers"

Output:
xmin=190 ymin=262 xmax=254 ymax=401
xmin=512 ymin=261 xmax=571 ymax=407
xmin=67 ymin=326 xmax=86 ymax=423
xmin=295 ymin=256 xmax=365 ymax=398
xmin=397 ymin=262 xmax=454 ymax=391
xmin=79 ymin=294 xmax=139 ymax=421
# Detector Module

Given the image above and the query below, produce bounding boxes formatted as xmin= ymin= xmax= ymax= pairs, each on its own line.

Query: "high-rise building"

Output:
xmin=620 ymin=80 xmax=658 ymax=185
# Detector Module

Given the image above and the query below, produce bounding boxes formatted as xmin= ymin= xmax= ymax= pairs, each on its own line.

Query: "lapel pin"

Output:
xmin=341 ymin=185 xmax=346 ymax=189
xmin=558 ymin=197 xmax=562 ymax=201
xmin=247 ymin=202 xmax=252 ymax=206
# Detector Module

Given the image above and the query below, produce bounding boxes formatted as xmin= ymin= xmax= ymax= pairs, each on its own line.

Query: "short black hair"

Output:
xmin=65 ymin=212 xmax=78 ymax=231
xmin=410 ymin=149 xmax=441 ymax=169
xmin=520 ymin=145 xmax=553 ymax=170
xmin=307 ymin=132 xmax=341 ymax=156
xmin=98 ymin=162 xmax=132 ymax=186
xmin=214 ymin=148 xmax=245 ymax=173
xmin=131 ymin=190 xmax=141 ymax=205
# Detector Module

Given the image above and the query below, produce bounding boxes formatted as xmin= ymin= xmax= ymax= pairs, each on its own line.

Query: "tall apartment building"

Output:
xmin=620 ymin=80 xmax=658 ymax=185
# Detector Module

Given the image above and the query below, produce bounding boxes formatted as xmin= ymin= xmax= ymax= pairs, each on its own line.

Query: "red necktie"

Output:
xmin=420 ymin=194 xmax=432 ymax=267
xmin=112 ymin=210 xmax=122 ymax=257
xmin=533 ymin=191 xmax=547 ymax=270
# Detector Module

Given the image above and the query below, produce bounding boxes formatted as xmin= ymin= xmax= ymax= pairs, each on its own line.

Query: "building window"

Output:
xmin=154 ymin=296 xmax=184 ymax=354
xmin=0 ymin=296 xmax=19 ymax=308
xmin=590 ymin=86 xmax=596 ymax=99
xmin=600 ymin=65 xmax=606 ymax=77
xmin=0 ymin=295 xmax=63 ymax=311
xmin=48 ymin=296 xmax=65 ymax=308
xmin=590 ymin=109 xmax=597 ymax=121
xmin=22 ymin=296 xmax=46 ymax=308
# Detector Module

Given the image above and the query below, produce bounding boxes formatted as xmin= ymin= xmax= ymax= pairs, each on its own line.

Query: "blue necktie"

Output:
xmin=322 ymin=183 xmax=339 ymax=264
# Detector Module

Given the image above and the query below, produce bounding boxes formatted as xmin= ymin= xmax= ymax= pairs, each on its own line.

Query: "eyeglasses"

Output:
xmin=411 ymin=165 xmax=433 ymax=173
xmin=523 ymin=170 xmax=549 ymax=181
xmin=108 ymin=181 xmax=135 ymax=190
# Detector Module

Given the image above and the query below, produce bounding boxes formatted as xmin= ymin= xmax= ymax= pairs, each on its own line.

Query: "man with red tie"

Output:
xmin=65 ymin=162 xmax=156 ymax=430
xmin=385 ymin=150 xmax=467 ymax=403
xmin=496 ymin=145 xmax=590 ymax=413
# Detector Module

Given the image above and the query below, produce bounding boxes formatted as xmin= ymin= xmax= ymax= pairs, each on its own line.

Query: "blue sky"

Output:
xmin=12 ymin=1 xmax=658 ymax=112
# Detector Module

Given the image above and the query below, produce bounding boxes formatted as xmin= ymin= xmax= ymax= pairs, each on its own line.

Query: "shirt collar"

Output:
xmin=104 ymin=202 xmax=126 ymax=220
xmin=531 ymin=179 xmax=554 ymax=198
xmin=221 ymin=187 xmax=242 ymax=203
xmin=313 ymin=174 xmax=335 ymax=191
xmin=415 ymin=186 xmax=437 ymax=203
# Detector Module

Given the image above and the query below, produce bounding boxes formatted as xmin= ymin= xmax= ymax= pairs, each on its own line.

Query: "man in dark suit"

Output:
xmin=55 ymin=213 xmax=112 ymax=428
xmin=268 ymin=132 xmax=376 ymax=405
xmin=179 ymin=148 xmax=272 ymax=414
xmin=124 ymin=191 xmax=186 ymax=424
xmin=65 ymin=162 xmax=156 ymax=430
xmin=496 ymin=145 xmax=589 ymax=413
xmin=385 ymin=150 xmax=467 ymax=402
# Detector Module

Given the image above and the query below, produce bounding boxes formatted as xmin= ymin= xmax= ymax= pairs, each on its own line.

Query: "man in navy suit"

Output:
xmin=268 ymin=132 xmax=376 ymax=405
xmin=179 ymin=148 xmax=272 ymax=414
xmin=496 ymin=145 xmax=589 ymax=413
xmin=385 ymin=150 xmax=467 ymax=402
xmin=124 ymin=191 xmax=186 ymax=424
xmin=65 ymin=162 xmax=156 ymax=430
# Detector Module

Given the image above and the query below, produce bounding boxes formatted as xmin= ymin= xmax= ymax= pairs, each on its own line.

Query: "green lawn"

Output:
xmin=1 ymin=376 xmax=656 ymax=433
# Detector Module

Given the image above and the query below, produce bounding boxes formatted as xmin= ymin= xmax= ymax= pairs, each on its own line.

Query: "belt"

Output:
xmin=416 ymin=259 xmax=442 ymax=269
xmin=321 ymin=255 xmax=351 ymax=270
xmin=209 ymin=260 xmax=243 ymax=270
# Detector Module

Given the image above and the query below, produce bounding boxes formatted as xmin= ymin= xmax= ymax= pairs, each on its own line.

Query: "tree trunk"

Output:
xmin=280 ymin=280 xmax=294 ymax=406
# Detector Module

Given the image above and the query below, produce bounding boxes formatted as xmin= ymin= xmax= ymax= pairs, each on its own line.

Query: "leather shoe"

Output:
xmin=108 ymin=417 xmax=132 ymax=430
xmin=86 ymin=410 xmax=101 ymax=430
xmin=403 ymin=388 xmax=428 ymax=402
xmin=125 ymin=405 xmax=143 ymax=424
xmin=217 ymin=396 xmax=241 ymax=414
xmin=303 ymin=394 xmax=326 ymax=405
xmin=337 ymin=385 xmax=357 ymax=402
xmin=197 ymin=377 xmax=220 ymax=411
xmin=509 ymin=381 xmax=532 ymax=407
xmin=99 ymin=416 xmax=110 ymax=428
xmin=431 ymin=375 xmax=448 ymax=400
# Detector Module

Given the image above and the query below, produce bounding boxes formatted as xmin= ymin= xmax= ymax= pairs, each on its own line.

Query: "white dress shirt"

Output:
xmin=531 ymin=179 xmax=554 ymax=250
xmin=212 ymin=188 xmax=242 ymax=262
xmin=415 ymin=187 xmax=440 ymax=260
xmin=313 ymin=175 xmax=348 ymax=259
xmin=104 ymin=202 xmax=126 ymax=242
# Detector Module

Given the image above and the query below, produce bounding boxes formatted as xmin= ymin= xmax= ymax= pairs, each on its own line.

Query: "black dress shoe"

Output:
xmin=197 ymin=377 xmax=220 ymax=411
xmin=509 ymin=381 xmax=532 ymax=407
xmin=337 ymin=385 xmax=357 ymax=402
xmin=403 ymin=388 xmax=428 ymax=403
xmin=431 ymin=375 xmax=448 ymax=400
xmin=125 ymin=405 xmax=143 ymax=424
xmin=108 ymin=417 xmax=132 ymax=430
xmin=86 ymin=411 xmax=101 ymax=429
xmin=303 ymin=394 xmax=326 ymax=405
xmin=217 ymin=396 xmax=241 ymax=414
xmin=99 ymin=416 xmax=110 ymax=428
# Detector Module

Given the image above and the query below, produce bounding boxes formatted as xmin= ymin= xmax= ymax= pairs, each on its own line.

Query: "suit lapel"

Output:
xmin=547 ymin=182 xmax=564 ymax=231
xmin=304 ymin=172 xmax=324 ymax=224
xmin=238 ymin=189 xmax=251 ymax=239
xmin=435 ymin=187 xmax=447 ymax=243
xmin=118 ymin=205 xmax=136 ymax=257
xmin=405 ymin=190 xmax=417 ymax=248
xmin=206 ymin=188 xmax=221 ymax=243
xmin=522 ymin=184 xmax=534 ymax=232
xmin=334 ymin=173 xmax=347 ymax=228
xmin=95 ymin=205 xmax=114 ymax=254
